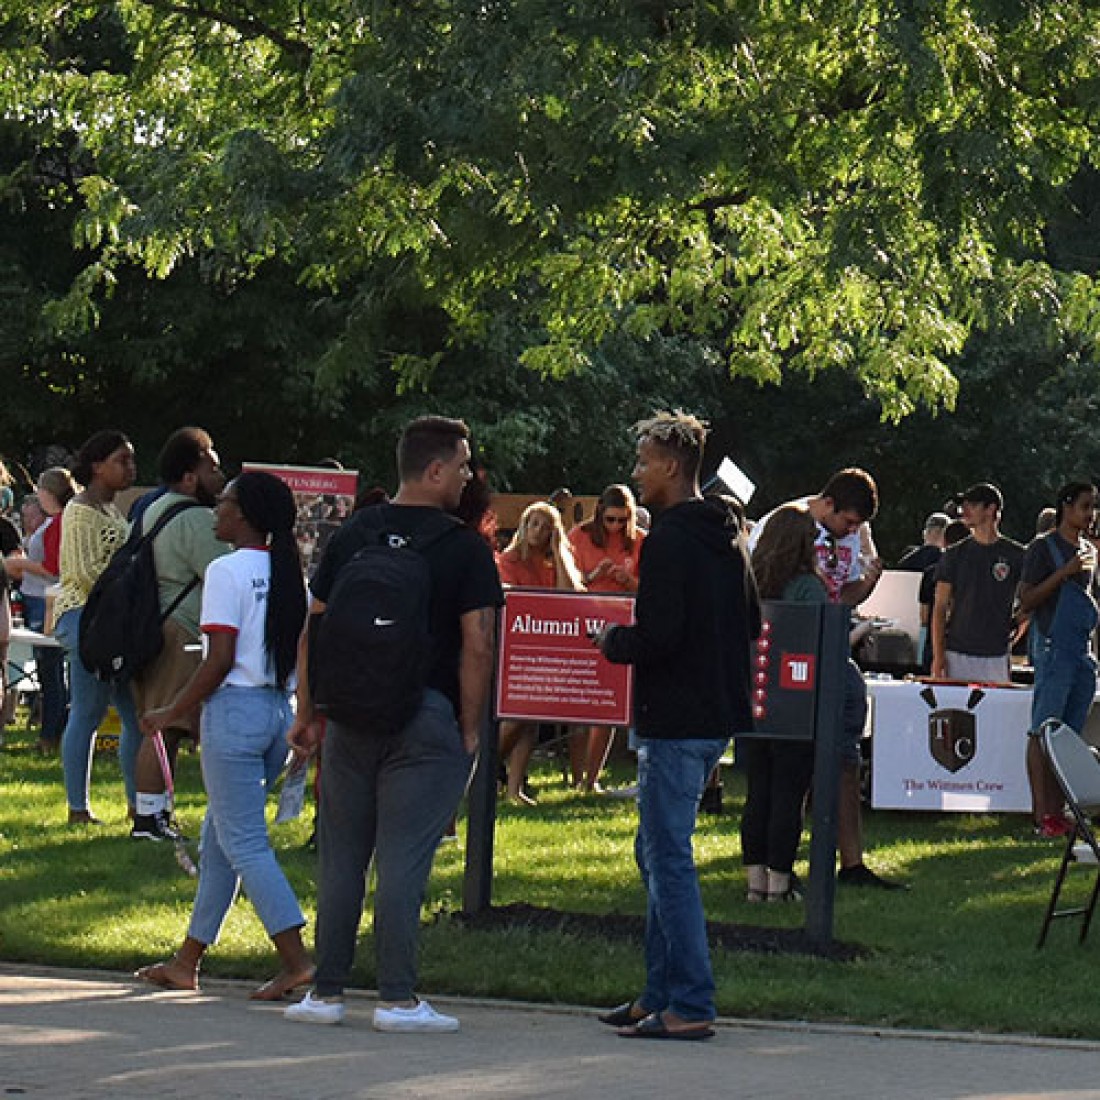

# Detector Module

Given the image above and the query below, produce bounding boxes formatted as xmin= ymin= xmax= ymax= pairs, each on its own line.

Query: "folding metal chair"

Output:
xmin=1036 ymin=720 xmax=1100 ymax=948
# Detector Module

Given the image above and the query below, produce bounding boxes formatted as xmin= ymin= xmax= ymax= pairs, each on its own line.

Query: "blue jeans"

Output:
xmin=188 ymin=685 xmax=305 ymax=944
xmin=1030 ymin=560 xmax=1098 ymax=735
xmin=54 ymin=607 xmax=141 ymax=812
xmin=23 ymin=594 xmax=68 ymax=744
xmin=634 ymin=736 xmax=728 ymax=1023
xmin=1031 ymin=643 xmax=1097 ymax=736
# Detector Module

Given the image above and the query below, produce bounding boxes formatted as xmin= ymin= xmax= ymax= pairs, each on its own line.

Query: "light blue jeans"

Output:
xmin=54 ymin=606 xmax=141 ymax=812
xmin=188 ymin=685 xmax=305 ymax=945
xmin=634 ymin=736 xmax=728 ymax=1023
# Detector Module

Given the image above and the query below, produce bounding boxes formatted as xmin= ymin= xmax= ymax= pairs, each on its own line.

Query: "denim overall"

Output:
xmin=1030 ymin=536 xmax=1099 ymax=735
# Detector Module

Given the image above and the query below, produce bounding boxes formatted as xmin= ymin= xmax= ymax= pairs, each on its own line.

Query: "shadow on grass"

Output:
xmin=452 ymin=902 xmax=866 ymax=961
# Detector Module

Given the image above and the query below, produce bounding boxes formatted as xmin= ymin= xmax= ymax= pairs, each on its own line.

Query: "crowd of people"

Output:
xmin=2 ymin=410 xmax=1097 ymax=1040
xmin=896 ymin=481 xmax=1100 ymax=838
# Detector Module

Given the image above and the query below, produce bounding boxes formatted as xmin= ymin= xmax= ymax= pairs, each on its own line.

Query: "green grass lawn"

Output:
xmin=2 ymin=719 xmax=1097 ymax=1038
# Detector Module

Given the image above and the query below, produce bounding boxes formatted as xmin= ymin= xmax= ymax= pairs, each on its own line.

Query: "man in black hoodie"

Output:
xmin=594 ymin=411 xmax=760 ymax=1041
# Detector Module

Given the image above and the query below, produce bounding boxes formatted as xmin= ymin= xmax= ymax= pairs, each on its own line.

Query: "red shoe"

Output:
xmin=1039 ymin=814 xmax=1073 ymax=839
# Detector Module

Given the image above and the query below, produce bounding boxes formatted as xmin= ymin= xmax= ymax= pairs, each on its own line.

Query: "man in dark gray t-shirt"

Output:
xmin=932 ymin=483 xmax=1024 ymax=682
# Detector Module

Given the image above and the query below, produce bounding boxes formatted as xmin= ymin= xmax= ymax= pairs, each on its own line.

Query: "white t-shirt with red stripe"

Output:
xmin=201 ymin=547 xmax=280 ymax=688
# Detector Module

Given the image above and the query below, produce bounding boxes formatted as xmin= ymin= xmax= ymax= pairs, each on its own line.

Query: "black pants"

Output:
xmin=739 ymin=738 xmax=815 ymax=873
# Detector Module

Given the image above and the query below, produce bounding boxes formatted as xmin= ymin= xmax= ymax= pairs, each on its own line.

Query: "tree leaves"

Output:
xmin=2 ymin=0 xmax=1100 ymax=466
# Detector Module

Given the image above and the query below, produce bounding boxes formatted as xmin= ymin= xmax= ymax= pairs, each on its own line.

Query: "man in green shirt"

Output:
xmin=131 ymin=428 xmax=229 ymax=841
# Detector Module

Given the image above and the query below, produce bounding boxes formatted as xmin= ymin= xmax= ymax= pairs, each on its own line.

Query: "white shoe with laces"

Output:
xmin=372 ymin=998 xmax=459 ymax=1033
xmin=284 ymin=990 xmax=345 ymax=1025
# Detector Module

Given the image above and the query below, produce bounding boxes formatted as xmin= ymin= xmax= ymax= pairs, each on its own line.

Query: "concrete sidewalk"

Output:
xmin=3 ymin=965 xmax=1100 ymax=1099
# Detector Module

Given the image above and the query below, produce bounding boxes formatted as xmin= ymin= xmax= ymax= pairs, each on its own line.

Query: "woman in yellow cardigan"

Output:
xmin=54 ymin=430 xmax=142 ymax=824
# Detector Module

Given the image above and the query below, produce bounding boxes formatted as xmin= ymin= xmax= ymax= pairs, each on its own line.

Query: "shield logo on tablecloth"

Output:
xmin=928 ymin=709 xmax=977 ymax=773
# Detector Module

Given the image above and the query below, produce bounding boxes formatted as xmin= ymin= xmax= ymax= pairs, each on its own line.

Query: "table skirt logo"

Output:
xmin=920 ymin=686 xmax=983 ymax=773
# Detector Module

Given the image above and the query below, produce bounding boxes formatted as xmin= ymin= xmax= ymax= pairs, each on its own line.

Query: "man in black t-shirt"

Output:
xmin=931 ymin=483 xmax=1024 ymax=683
xmin=286 ymin=416 xmax=501 ymax=1034
xmin=897 ymin=511 xmax=949 ymax=573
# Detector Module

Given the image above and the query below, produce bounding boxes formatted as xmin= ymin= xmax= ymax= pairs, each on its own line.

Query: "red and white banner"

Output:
xmin=243 ymin=462 xmax=359 ymax=577
xmin=495 ymin=590 xmax=635 ymax=726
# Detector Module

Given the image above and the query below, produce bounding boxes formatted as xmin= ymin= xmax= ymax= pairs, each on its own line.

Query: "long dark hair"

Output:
xmin=580 ymin=483 xmax=638 ymax=550
xmin=71 ymin=430 xmax=130 ymax=487
xmin=751 ymin=504 xmax=821 ymax=599
xmin=234 ymin=471 xmax=307 ymax=689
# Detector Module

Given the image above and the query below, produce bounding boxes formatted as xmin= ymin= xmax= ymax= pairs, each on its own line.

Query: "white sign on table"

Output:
xmin=870 ymin=679 xmax=1033 ymax=813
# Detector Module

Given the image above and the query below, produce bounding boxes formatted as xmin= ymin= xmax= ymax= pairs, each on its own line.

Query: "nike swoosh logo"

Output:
xmin=374 ymin=617 xmax=396 ymax=627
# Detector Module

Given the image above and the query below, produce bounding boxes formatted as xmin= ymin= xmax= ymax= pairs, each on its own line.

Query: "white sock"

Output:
xmin=136 ymin=792 xmax=166 ymax=816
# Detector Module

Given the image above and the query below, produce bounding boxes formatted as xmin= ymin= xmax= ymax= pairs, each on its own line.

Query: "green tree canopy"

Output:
xmin=5 ymin=0 xmax=1099 ymax=421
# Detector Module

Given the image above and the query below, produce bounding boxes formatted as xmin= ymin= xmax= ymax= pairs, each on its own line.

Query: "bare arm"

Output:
xmin=5 ymin=556 xmax=54 ymax=582
xmin=287 ymin=596 xmax=326 ymax=758
xmin=458 ymin=606 xmax=497 ymax=754
xmin=840 ymin=522 xmax=883 ymax=605
xmin=551 ymin=527 xmax=585 ymax=591
xmin=840 ymin=557 xmax=884 ymax=605
xmin=1018 ymin=554 xmax=1084 ymax=614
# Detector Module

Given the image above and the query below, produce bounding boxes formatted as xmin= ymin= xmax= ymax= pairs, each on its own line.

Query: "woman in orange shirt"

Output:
xmin=567 ymin=484 xmax=645 ymax=792
xmin=496 ymin=502 xmax=584 ymax=804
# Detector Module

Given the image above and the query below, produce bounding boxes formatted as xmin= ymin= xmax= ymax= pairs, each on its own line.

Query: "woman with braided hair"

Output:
xmin=135 ymin=470 xmax=313 ymax=1001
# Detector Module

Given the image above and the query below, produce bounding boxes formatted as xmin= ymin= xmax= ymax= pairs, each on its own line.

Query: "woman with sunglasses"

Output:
xmin=135 ymin=471 xmax=312 ymax=1000
xmin=567 ymin=484 xmax=645 ymax=792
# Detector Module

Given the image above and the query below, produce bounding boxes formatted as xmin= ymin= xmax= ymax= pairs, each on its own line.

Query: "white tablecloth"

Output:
xmin=869 ymin=679 xmax=1033 ymax=813
xmin=9 ymin=626 xmax=60 ymax=649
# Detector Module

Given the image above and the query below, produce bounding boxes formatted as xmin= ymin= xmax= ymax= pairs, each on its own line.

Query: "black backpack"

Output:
xmin=311 ymin=505 xmax=460 ymax=735
xmin=78 ymin=500 xmax=203 ymax=682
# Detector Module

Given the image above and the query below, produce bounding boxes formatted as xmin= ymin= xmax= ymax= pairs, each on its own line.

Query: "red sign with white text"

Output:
xmin=243 ymin=462 xmax=359 ymax=579
xmin=495 ymin=590 xmax=635 ymax=726
xmin=779 ymin=653 xmax=816 ymax=691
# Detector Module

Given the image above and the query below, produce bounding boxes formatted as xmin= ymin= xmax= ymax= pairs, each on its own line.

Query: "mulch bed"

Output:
xmin=452 ymin=902 xmax=866 ymax=962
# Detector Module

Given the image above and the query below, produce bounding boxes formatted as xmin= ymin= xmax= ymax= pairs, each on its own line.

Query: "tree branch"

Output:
xmin=134 ymin=0 xmax=313 ymax=63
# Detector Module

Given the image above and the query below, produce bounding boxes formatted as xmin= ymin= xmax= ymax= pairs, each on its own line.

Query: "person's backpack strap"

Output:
xmin=137 ymin=499 xmax=204 ymax=622
xmin=136 ymin=499 xmax=204 ymax=543
xmin=1032 ymin=534 xmax=1068 ymax=642
xmin=161 ymin=576 xmax=200 ymax=624
xmin=1045 ymin=533 xmax=1066 ymax=570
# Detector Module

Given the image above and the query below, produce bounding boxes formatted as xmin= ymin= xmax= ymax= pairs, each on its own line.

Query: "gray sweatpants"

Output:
xmin=313 ymin=690 xmax=473 ymax=1001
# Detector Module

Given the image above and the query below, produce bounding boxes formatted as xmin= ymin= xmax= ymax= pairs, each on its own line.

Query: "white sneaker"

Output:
xmin=284 ymin=991 xmax=345 ymax=1025
xmin=373 ymin=998 xmax=459 ymax=1033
